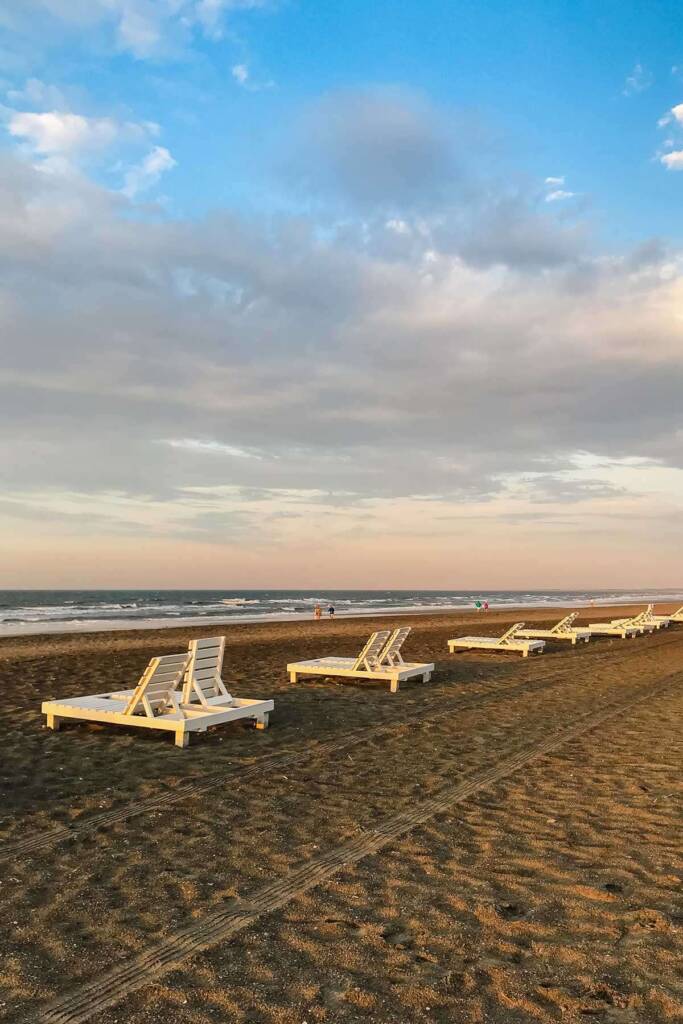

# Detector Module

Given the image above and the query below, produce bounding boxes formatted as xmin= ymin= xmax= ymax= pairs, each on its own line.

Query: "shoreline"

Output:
xmin=1 ymin=594 xmax=681 ymax=640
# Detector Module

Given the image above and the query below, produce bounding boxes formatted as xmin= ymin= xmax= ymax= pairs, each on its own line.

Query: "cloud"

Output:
xmin=288 ymin=87 xmax=459 ymax=209
xmin=1 ymin=86 xmax=683 ymax=581
xmin=164 ymin=438 xmax=264 ymax=459
xmin=545 ymin=189 xmax=575 ymax=202
xmin=231 ymin=61 xmax=274 ymax=90
xmin=0 ymin=0 xmax=274 ymax=59
xmin=658 ymin=103 xmax=683 ymax=128
xmin=6 ymin=77 xmax=67 ymax=109
xmin=657 ymin=106 xmax=683 ymax=169
xmin=660 ymin=150 xmax=683 ymax=170
xmin=121 ymin=144 xmax=176 ymax=196
xmin=542 ymin=175 xmax=576 ymax=203
xmin=6 ymin=111 xmax=123 ymax=155
xmin=623 ymin=62 xmax=652 ymax=96
xmin=3 ymin=107 xmax=159 ymax=176
xmin=232 ymin=63 xmax=249 ymax=86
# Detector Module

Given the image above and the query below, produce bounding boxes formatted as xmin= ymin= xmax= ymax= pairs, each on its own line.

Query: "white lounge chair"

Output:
xmin=287 ymin=627 xmax=434 ymax=693
xmin=637 ymin=604 xmax=670 ymax=629
xmin=183 ymin=636 xmax=273 ymax=727
xmin=609 ymin=605 xmax=657 ymax=634
xmin=42 ymin=650 xmax=273 ymax=748
xmin=587 ymin=618 xmax=640 ymax=639
xmin=448 ymin=622 xmax=545 ymax=657
xmin=666 ymin=605 xmax=683 ymax=623
xmin=517 ymin=612 xmax=590 ymax=645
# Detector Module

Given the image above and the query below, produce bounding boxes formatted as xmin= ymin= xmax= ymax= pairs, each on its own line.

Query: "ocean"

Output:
xmin=1 ymin=588 xmax=681 ymax=636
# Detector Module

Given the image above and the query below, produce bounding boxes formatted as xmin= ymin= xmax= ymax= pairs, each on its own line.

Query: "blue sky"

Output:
xmin=1 ymin=0 xmax=683 ymax=588
xmin=3 ymin=0 xmax=683 ymax=239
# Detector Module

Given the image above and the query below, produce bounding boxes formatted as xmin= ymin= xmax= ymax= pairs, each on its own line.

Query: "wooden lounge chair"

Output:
xmin=637 ymin=604 xmax=670 ymax=629
xmin=183 ymin=636 xmax=273 ymax=727
xmin=448 ymin=622 xmax=545 ymax=657
xmin=287 ymin=627 xmax=434 ymax=693
xmin=42 ymin=650 xmax=273 ymax=748
xmin=587 ymin=618 xmax=640 ymax=639
xmin=517 ymin=612 xmax=590 ymax=646
xmin=609 ymin=606 xmax=657 ymax=634
xmin=667 ymin=605 xmax=683 ymax=623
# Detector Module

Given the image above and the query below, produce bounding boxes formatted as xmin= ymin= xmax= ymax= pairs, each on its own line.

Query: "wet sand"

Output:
xmin=0 ymin=605 xmax=681 ymax=1023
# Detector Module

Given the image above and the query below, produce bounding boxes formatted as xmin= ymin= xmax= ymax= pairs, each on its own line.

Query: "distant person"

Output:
xmin=475 ymin=600 xmax=482 ymax=612
xmin=314 ymin=604 xmax=322 ymax=621
xmin=328 ymin=605 xmax=335 ymax=618
xmin=483 ymin=600 xmax=489 ymax=612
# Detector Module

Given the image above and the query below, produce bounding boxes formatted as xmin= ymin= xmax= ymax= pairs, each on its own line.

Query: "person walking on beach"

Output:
xmin=475 ymin=600 xmax=482 ymax=612
xmin=314 ymin=604 xmax=322 ymax=621
xmin=328 ymin=604 xmax=335 ymax=618
xmin=483 ymin=600 xmax=489 ymax=612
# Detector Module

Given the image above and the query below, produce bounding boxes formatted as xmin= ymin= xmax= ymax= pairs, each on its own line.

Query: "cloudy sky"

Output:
xmin=1 ymin=0 xmax=683 ymax=589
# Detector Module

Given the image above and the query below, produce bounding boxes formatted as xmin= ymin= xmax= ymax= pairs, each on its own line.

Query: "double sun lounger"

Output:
xmin=287 ymin=626 xmax=434 ymax=693
xmin=588 ymin=604 xmax=659 ymax=638
xmin=448 ymin=622 xmax=545 ymax=657
xmin=42 ymin=604 xmax=679 ymax=746
xmin=516 ymin=612 xmax=591 ymax=646
xmin=42 ymin=637 xmax=273 ymax=748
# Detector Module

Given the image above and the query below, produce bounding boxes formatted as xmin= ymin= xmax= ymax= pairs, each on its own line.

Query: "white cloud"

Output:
xmin=121 ymin=144 xmax=176 ymax=196
xmin=7 ymin=111 xmax=121 ymax=155
xmin=6 ymin=78 xmax=67 ymax=109
xmin=2 ymin=90 xmax=683 ymax=580
xmin=0 ymin=0 xmax=274 ymax=59
xmin=231 ymin=60 xmax=274 ymax=91
xmin=658 ymin=103 xmax=683 ymax=128
xmin=543 ymin=175 xmax=575 ymax=202
xmin=623 ymin=62 xmax=652 ymax=96
xmin=660 ymin=150 xmax=683 ymax=170
xmin=232 ymin=63 xmax=249 ymax=86
xmin=165 ymin=438 xmax=264 ymax=458
xmin=4 ymin=108 xmax=158 ymax=169
xmin=545 ymin=189 xmax=575 ymax=202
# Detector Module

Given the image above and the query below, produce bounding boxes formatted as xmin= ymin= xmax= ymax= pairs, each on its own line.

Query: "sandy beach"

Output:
xmin=1 ymin=604 xmax=681 ymax=1023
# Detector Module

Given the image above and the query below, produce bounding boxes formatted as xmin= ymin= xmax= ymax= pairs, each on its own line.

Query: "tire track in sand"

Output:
xmin=3 ymin=630 xmax=681 ymax=862
xmin=28 ymin=671 xmax=680 ymax=1024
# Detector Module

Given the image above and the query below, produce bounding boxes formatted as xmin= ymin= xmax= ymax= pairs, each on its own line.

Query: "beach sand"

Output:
xmin=0 ymin=605 xmax=681 ymax=1023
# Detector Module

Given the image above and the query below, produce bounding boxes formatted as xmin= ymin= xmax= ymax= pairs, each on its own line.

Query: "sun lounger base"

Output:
xmin=447 ymin=638 xmax=544 ymax=657
xmin=287 ymin=658 xmax=434 ymax=693
xmin=42 ymin=694 xmax=273 ymax=748
xmin=516 ymin=629 xmax=590 ymax=645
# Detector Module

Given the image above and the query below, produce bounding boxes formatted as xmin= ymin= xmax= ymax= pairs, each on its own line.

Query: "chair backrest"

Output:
xmin=671 ymin=605 xmax=683 ymax=617
xmin=378 ymin=626 xmax=411 ymax=666
xmin=551 ymin=612 xmax=578 ymax=634
xmin=123 ymin=653 xmax=190 ymax=717
xmin=632 ymin=604 xmax=653 ymax=622
xmin=499 ymin=622 xmax=524 ymax=644
xmin=353 ymin=630 xmax=391 ymax=671
xmin=183 ymin=637 xmax=232 ymax=706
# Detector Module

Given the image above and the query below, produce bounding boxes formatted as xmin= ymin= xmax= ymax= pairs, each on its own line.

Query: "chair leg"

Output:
xmin=390 ymin=678 xmax=399 ymax=693
xmin=46 ymin=714 xmax=61 ymax=731
xmin=175 ymin=729 xmax=189 ymax=748
xmin=289 ymin=672 xmax=297 ymax=683
xmin=254 ymin=713 xmax=269 ymax=730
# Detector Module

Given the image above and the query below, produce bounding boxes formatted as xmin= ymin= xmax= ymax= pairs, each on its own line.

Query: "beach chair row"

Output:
xmin=42 ymin=605 xmax=681 ymax=748
xmin=447 ymin=603 xmax=678 ymax=656
xmin=41 ymin=626 xmax=430 ymax=748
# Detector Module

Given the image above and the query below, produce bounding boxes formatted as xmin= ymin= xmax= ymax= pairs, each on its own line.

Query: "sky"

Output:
xmin=1 ymin=0 xmax=683 ymax=589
